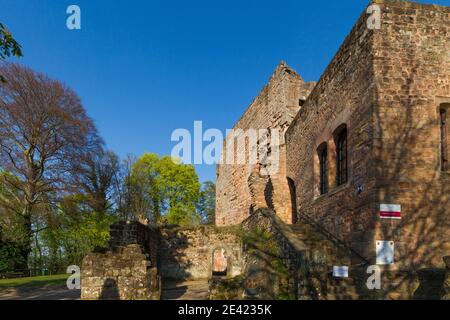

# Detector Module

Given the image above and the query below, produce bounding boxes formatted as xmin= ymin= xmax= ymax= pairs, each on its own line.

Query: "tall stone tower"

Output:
xmin=215 ymin=62 xmax=315 ymax=226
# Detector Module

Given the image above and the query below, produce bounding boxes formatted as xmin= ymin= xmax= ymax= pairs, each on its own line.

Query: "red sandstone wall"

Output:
xmin=286 ymin=0 xmax=449 ymax=270
xmin=216 ymin=62 xmax=314 ymax=226
xmin=286 ymin=7 xmax=378 ymax=263
xmin=372 ymin=0 xmax=450 ymax=269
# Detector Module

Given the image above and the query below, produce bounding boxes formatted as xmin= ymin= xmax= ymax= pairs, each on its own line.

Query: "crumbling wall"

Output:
xmin=216 ymin=62 xmax=315 ymax=226
xmin=81 ymin=222 xmax=160 ymax=300
xmin=159 ymin=226 xmax=242 ymax=280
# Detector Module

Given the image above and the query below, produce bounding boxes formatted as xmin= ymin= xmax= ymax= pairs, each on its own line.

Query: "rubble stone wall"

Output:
xmin=159 ymin=226 xmax=242 ymax=280
xmin=81 ymin=222 xmax=160 ymax=300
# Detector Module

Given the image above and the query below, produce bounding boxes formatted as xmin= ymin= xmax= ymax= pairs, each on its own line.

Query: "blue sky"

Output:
xmin=1 ymin=0 xmax=449 ymax=182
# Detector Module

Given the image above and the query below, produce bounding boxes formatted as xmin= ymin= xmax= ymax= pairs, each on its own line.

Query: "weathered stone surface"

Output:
xmin=81 ymin=222 xmax=161 ymax=300
xmin=159 ymin=226 xmax=242 ymax=280
xmin=216 ymin=62 xmax=315 ymax=226
xmin=283 ymin=0 xmax=449 ymax=298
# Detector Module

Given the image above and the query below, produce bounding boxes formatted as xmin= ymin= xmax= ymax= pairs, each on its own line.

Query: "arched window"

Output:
xmin=440 ymin=106 xmax=448 ymax=171
xmin=334 ymin=125 xmax=348 ymax=186
xmin=317 ymin=143 xmax=328 ymax=195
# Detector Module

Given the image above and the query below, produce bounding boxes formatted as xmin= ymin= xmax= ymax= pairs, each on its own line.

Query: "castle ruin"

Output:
xmin=82 ymin=0 xmax=450 ymax=300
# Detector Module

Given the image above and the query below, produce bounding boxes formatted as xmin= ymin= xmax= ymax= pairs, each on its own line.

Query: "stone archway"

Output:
xmin=212 ymin=248 xmax=228 ymax=277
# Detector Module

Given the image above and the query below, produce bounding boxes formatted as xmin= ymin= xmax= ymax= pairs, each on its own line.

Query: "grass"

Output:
xmin=0 ymin=274 xmax=68 ymax=289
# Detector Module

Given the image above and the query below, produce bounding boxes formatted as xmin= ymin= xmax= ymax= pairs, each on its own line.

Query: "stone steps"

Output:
xmin=286 ymin=221 xmax=364 ymax=300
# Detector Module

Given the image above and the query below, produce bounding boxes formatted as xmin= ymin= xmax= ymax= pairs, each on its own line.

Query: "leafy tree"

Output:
xmin=129 ymin=153 xmax=201 ymax=226
xmin=197 ymin=181 xmax=216 ymax=225
xmin=0 ymin=63 xmax=101 ymax=270
xmin=0 ymin=23 xmax=22 ymax=82
xmin=41 ymin=195 xmax=115 ymax=268
xmin=0 ymin=240 xmax=25 ymax=273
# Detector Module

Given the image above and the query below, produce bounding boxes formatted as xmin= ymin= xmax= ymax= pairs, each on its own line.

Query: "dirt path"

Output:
xmin=0 ymin=285 xmax=80 ymax=300
xmin=161 ymin=279 xmax=209 ymax=300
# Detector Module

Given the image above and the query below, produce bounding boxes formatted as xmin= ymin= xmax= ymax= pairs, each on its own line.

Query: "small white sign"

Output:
xmin=376 ymin=241 xmax=395 ymax=265
xmin=333 ymin=266 xmax=349 ymax=278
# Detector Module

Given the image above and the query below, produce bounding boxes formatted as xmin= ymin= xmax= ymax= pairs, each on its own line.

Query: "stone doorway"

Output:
xmin=212 ymin=248 xmax=228 ymax=277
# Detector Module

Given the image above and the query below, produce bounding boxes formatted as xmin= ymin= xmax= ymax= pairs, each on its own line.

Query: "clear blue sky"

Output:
xmin=1 ymin=0 xmax=449 ymax=182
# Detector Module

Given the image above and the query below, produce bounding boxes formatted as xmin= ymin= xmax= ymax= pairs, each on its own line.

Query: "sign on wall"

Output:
xmin=376 ymin=241 xmax=395 ymax=265
xmin=332 ymin=266 xmax=349 ymax=278
xmin=379 ymin=204 xmax=402 ymax=220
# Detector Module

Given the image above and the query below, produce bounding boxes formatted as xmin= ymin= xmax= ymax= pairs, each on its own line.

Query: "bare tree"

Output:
xmin=0 ymin=63 xmax=101 ymax=269
xmin=74 ymin=150 xmax=120 ymax=215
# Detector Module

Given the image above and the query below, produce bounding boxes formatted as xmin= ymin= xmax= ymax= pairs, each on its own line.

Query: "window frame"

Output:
xmin=317 ymin=142 xmax=328 ymax=195
xmin=334 ymin=125 xmax=348 ymax=186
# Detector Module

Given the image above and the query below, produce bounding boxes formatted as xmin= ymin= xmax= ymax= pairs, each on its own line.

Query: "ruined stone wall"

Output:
xmin=216 ymin=62 xmax=315 ymax=226
xmin=286 ymin=6 xmax=378 ymax=261
xmin=159 ymin=226 xmax=242 ymax=280
xmin=372 ymin=0 xmax=450 ymax=270
xmin=81 ymin=222 xmax=160 ymax=300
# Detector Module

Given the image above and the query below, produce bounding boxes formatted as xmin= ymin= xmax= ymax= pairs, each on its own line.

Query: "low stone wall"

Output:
xmin=81 ymin=244 xmax=160 ymax=300
xmin=159 ymin=226 xmax=242 ymax=280
xmin=81 ymin=222 xmax=243 ymax=299
xmin=81 ymin=222 xmax=160 ymax=300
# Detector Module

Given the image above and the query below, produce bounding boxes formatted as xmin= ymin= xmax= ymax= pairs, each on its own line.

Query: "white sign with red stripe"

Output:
xmin=380 ymin=204 xmax=401 ymax=220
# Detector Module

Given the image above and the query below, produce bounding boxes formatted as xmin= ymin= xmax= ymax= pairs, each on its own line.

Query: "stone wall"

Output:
xmin=240 ymin=209 xmax=371 ymax=300
xmin=216 ymin=62 xmax=315 ymax=226
xmin=372 ymin=0 xmax=450 ymax=270
xmin=81 ymin=222 xmax=160 ymax=300
xmin=82 ymin=223 xmax=244 ymax=299
xmin=286 ymin=0 xmax=449 ymax=274
xmin=159 ymin=226 xmax=242 ymax=280
xmin=286 ymin=2 xmax=377 ymax=261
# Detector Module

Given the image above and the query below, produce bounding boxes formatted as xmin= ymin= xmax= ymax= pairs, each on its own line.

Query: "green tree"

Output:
xmin=197 ymin=181 xmax=216 ymax=225
xmin=0 ymin=23 xmax=22 ymax=82
xmin=41 ymin=195 xmax=115 ymax=268
xmin=129 ymin=153 xmax=201 ymax=226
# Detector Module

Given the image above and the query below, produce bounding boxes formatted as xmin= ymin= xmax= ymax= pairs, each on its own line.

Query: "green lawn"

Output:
xmin=0 ymin=274 xmax=68 ymax=288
